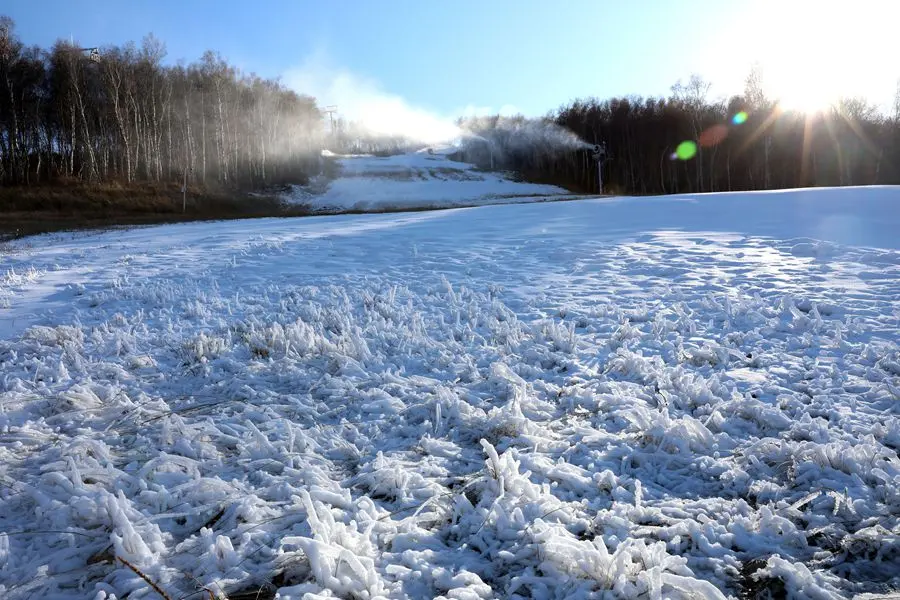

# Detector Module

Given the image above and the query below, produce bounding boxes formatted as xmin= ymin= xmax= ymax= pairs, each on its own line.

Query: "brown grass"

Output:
xmin=0 ymin=180 xmax=308 ymax=239
xmin=117 ymin=556 xmax=173 ymax=600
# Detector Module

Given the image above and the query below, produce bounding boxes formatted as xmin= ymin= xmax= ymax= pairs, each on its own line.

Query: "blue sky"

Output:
xmin=3 ymin=0 xmax=897 ymax=118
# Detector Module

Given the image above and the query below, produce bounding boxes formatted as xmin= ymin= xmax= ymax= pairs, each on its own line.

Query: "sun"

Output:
xmin=751 ymin=0 xmax=877 ymax=115
xmin=766 ymin=66 xmax=840 ymax=114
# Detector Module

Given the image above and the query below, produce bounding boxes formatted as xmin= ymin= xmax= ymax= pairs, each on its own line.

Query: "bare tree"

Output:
xmin=671 ymin=74 xmax=711 ymax=191
xmin=0 ymin=16 xmax=324 ymax=189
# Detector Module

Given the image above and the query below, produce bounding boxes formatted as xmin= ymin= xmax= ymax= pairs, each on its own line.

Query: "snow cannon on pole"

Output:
xmin=83 ymin=48 xmax=101 ymax=63
xmin=67 ymin=46 xmax=102 ymax=63
xmin=591 ymin=143 xmax=607 ymax=194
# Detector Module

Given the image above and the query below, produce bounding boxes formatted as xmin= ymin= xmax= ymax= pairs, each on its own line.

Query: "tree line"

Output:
xmin=0 ymin=16 xmax=323 ymax=189
xmin=460 ymin=72 xmax=900 ymax=195
xmin=3 ymin=14 xmax=899 ymax=198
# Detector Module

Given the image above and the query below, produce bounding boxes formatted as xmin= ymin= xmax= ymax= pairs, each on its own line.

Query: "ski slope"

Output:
xmin=1 ymin=186 xmax=899 ymax=599
xmin=281 ymin=147 xmax=579 ymax=212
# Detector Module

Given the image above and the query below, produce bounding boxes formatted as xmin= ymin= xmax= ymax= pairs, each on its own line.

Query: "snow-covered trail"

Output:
xmin=1 ymin=187 xmax=899 ymax=599
xmin=281 ymin=146 xmax=577 ymax=212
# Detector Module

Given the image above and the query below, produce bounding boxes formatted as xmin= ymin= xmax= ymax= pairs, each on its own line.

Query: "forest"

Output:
xmin=458 ymin=73 xmax=900 ymax=195
xmin=0 ymin=16 xmax=322 ymax=190
xmin=2 ymin=15 xmax=899 ymax=198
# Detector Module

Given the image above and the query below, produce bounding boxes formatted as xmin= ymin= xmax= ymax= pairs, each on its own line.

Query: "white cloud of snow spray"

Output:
xmin=283 ymin=57 xmax=592 ymax=154
xmin=459 ymin=115 xmax=595 ymax=153
xmin=283 ymin=57 xmax=460 ymax=145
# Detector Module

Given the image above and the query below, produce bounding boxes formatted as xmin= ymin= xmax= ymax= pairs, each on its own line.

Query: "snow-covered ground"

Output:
xmin=1 ymin=186 xmax=899 ymax=599
xmin=281 ymin=147 xmax=578 ymax=212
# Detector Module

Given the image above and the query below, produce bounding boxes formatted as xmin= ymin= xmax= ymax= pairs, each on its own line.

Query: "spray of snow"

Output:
xmin=283 ymin=57 xmax=591 ymax=154
xmin=459 ymin=115 xmax=594 ymax=153
xmin=284 ymin=57 xmax=461 ymax=145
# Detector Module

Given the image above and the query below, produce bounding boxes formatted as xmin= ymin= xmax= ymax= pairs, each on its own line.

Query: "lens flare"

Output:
xmin=699 ymin=124 xmax=729 ymax=148
xmin=732 ymin=111 xmax=748 ymax=125
xmin=675 ymin=140 xmax=697 ymax=160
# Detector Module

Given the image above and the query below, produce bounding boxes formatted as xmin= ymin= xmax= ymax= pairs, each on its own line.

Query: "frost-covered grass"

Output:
xmin=0 ymin=188 xmax=899 ymax=599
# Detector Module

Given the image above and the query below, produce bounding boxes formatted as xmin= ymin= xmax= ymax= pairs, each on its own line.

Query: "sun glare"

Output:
xmin=767 ymin=68 xmax=840 ymax=114
xmin=751 ymin=0 xmax=888 ymax=114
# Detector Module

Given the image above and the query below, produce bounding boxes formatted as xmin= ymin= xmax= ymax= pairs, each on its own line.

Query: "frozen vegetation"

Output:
xmin=0 ymin=182 xmax=899 ymax=598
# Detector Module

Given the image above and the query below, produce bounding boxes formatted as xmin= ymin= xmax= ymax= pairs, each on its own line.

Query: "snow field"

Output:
xmin=0 ymin=188 xmax=898 ymax=598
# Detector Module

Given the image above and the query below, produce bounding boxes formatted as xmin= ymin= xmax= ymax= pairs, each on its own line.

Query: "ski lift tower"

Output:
xmin=591 ymin=142 xmax=608 ymax=195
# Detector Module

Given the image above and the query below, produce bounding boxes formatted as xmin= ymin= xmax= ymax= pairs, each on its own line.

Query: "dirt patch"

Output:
xmin=429 ymin=167 xmax=484 ymax=181
xmin=340 ymin=169 xmax=419 ymax=181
